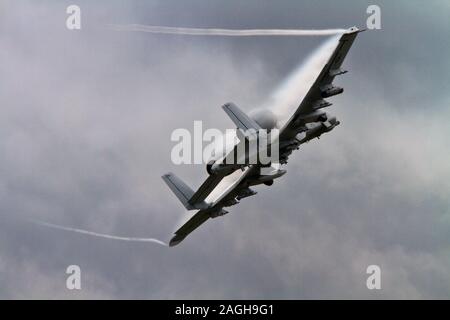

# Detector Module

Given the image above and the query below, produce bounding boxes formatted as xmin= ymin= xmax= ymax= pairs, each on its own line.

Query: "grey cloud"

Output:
xmin=0 ymin=0 xmax=449 ymax=299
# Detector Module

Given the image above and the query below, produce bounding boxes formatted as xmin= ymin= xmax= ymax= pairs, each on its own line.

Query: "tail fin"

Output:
xmin=162 ymin=173 xmax=208 ymax=210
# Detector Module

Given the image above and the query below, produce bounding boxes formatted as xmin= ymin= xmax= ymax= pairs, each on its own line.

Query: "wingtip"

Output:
xmin=346 ymin=26 xmax=367 ymax=34
xmin=161 ymin=172 xmax=173 ymax=179
xmin=221 ymin=102 xmax=233 ymax=110
xmin=169 ymin=234 xmax=185 ymax=247
xmin=169 ymin=232 xmax=187 ymax=247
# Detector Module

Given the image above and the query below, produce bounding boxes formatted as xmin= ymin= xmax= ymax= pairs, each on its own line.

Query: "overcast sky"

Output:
xmin=1 ymin=0 xmax=449 ymax=299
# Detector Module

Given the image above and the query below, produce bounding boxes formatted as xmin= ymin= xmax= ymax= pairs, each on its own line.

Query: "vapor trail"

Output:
xmin=267 ymin=35 xmax=342 ymax=125
xmin=31 ymin=219 xmax=167 ymax=246
xmin=108 ymin=24 xmax=346 ymax=37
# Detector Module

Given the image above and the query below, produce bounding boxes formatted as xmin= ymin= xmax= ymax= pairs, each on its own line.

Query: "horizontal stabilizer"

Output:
xmin=162 ymin=173 xmax=208 ymax=210
xmin=222 ymin=102 xmax=261 ymax=131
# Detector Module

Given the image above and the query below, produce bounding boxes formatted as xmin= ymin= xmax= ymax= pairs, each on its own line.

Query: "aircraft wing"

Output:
xmin=169 ymin=167 xmax=256 ymax=246
xmin=189 ymin=173 xmax=227 ymax=205
xmin=279 ymin=27 xmax=362 ymax=141
xmin=169 ymin=210 xmax=210 ymax=246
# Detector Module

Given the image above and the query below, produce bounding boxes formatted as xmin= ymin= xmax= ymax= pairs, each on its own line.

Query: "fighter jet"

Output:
xmin=162 ymin=27 xmax=362 ymax=246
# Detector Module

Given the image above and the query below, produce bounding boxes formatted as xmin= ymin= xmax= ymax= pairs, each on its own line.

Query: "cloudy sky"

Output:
xmin=1 ymin=0 xmax=449 ymax=299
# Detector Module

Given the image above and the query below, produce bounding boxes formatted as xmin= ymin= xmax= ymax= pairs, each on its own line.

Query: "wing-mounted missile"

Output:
xmin=329 ymin=68 xmax=348 ymax=77
xmin=294 ymin=110 xmax=329 ymax=125
xmin=320 ymin=86 xmax=344 ymax=98
xmin=294 ymin=117 xmax=341 ymax=144
xmin=312 ymin=99 xmax=333 ymax=111
xmin=322 ymin=116 xmax=340 ymax=130
xmin=247 ymin=168 xmax=286 ymax=186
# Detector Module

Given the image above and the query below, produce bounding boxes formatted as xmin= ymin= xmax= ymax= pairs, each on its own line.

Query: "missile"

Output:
xmin=321 ymin=86 xmax=344 ymax=98
xmin=247 ymin=169 xmax=287 ymax=186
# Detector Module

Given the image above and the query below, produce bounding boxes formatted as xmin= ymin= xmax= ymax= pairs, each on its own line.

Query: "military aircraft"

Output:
xmin=163 ymin=27 xmax=362 ymax=246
